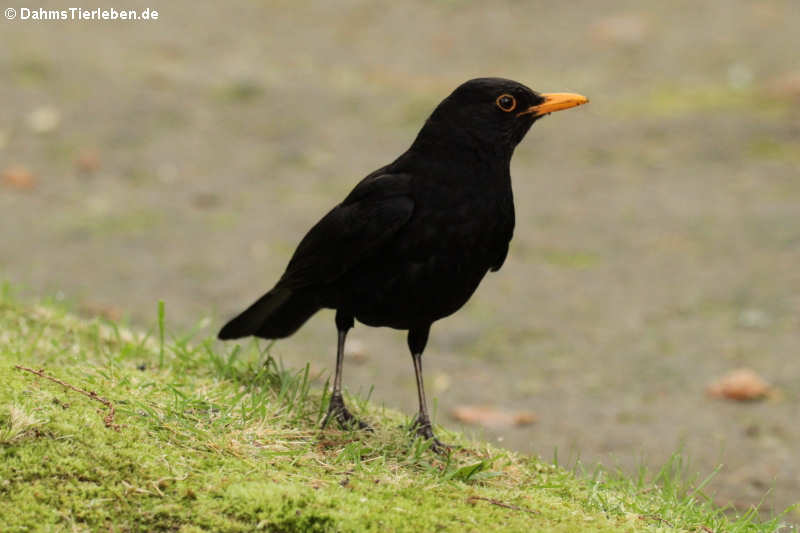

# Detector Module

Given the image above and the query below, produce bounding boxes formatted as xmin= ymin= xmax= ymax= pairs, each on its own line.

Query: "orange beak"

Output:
xmin=518 ymin=92 xmax=589 ymax=118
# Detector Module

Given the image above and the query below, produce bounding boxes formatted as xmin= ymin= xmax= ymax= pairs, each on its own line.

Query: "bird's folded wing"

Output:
xmin=277 ymin=173 xmax=415 ymax=289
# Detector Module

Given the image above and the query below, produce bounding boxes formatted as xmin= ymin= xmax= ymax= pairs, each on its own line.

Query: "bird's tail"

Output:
xmin=217 ymin=287 xmax=320 ymax=340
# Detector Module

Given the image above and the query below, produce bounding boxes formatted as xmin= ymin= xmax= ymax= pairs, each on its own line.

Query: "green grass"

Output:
xmin=617 ymin=84 xmax=793 ymax=119
xmin=0 ymin=290 xmax=794 ymax=532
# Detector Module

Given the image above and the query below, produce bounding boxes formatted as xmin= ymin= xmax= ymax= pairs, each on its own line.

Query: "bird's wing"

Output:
xmin=277 ymin=173 xmax=414 ymax=289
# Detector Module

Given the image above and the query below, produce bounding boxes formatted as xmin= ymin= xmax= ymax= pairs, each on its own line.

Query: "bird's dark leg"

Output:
xmin=408 ymin=325 xmax=449 ymax=453
xmin=321 ymin=310 xmax=371 ymax=431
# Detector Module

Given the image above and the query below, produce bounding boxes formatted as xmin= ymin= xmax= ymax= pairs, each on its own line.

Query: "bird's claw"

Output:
xmin=411 ymin=415 xmax=452 ymax=454
xmin=322 ymin=394 xmax=373 ymax=432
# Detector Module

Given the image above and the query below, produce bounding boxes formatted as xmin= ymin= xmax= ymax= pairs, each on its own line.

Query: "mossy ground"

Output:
xmin=0 ymin=292 xmax=793 ymax=532
xmin=3 ymin=0 xmax=800 ymax=514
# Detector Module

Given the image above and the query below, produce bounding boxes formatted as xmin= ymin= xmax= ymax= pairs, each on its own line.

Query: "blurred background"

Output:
xmin=2 ymin=0 xmax=798 ymax=517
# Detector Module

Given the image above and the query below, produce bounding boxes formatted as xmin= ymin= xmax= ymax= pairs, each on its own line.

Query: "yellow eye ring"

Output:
xmin=496 ymin=94 xmax=516 ymax=112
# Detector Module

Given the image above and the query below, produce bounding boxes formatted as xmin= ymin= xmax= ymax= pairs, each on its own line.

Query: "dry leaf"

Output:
xmin=79 ymin=302 xmax=123 ymax=322
xmin=2 ymin=165 xmax=36 ymax=190
xmin=76 ymin=149 xmax=101 ymax=173
xmin=450 ymin=405 xmax=537 ymax=429
xmin=707 ymin=368 xmax=771 ymax=401
xmin=766 ymin=71 xmax=800 ymax=101
xmin=592 ymin=14 xmax=648 ymax=45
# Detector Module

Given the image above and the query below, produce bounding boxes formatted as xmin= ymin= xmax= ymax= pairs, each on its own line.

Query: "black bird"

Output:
xmin=219 ymin=78 xmax=588 ymax=449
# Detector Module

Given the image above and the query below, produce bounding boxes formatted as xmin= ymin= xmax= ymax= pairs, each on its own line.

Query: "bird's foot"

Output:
xmin=322 ymin=394 xmax=372 ymax=431
xmin=410 ymin=414 xmax=451 ymax=454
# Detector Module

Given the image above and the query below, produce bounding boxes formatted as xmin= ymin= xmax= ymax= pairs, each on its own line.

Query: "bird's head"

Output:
xmin=413 ymin=77 xmax=588 ymax=157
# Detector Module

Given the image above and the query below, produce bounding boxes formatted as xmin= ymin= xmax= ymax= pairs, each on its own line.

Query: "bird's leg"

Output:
xmin=321 ymin=311 xmax=371 ymax=431
xmin=408 ymin=325 xmax=450 ymax=453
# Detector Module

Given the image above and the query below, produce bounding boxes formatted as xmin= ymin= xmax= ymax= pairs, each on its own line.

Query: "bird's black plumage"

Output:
xmin=218 ymin=78 xmax=588 ymax=449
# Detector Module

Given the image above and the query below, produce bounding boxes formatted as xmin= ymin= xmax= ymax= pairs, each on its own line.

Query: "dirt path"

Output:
xmin=2 ymin=0 xmax=798 ymax=517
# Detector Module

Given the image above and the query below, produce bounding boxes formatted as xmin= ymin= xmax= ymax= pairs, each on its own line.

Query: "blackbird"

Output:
xmin=219 ymin=78 xmax=588 ymax=450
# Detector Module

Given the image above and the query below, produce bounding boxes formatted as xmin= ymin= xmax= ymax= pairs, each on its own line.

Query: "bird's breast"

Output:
xmin=338 ymin=189 xmax=513 ymax=328
xmin=404 ymin=184 xmax=514 ymax=261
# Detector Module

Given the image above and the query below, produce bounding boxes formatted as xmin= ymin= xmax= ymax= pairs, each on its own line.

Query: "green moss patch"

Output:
xmin=0 ymin=294 xmax=791 ymax=531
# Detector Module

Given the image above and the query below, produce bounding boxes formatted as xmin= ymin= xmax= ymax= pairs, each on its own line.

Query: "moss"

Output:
xmin=11 ymin=57 xmax=55 ymax=85
xmin=617 ymin=85 xmax=791 ymax=119
xmin=747 ymin=138 xmax=800 ymax=163
xmin=0 ymin=294 xmax=791 ymax=532
xmin=537 ymin=248 xmax=602 ymax=269
xmin=215 ymin=80 xmax=265 ymax=103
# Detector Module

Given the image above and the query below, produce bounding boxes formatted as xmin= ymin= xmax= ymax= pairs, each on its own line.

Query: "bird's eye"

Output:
xmin=495 ymin=94 xmax=516 ymax=112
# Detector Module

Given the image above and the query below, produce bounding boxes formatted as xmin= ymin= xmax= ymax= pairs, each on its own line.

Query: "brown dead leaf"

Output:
xmin=2 ymin=165 xmax=36 ymax=190
xmin=766 ymin=72 xmax=800 ymax=101
xmin=76 ymin=150 xmax=101 ymax=174
xmin=591 ymin=14 xmax=648 ymax=45
xmin=707 ymin=368 xmax=771 ymax=401
xmin=79 ymin=302 xmax=123 ymax=322
xmin=450 ymin=405 xmax=537 ymax=429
